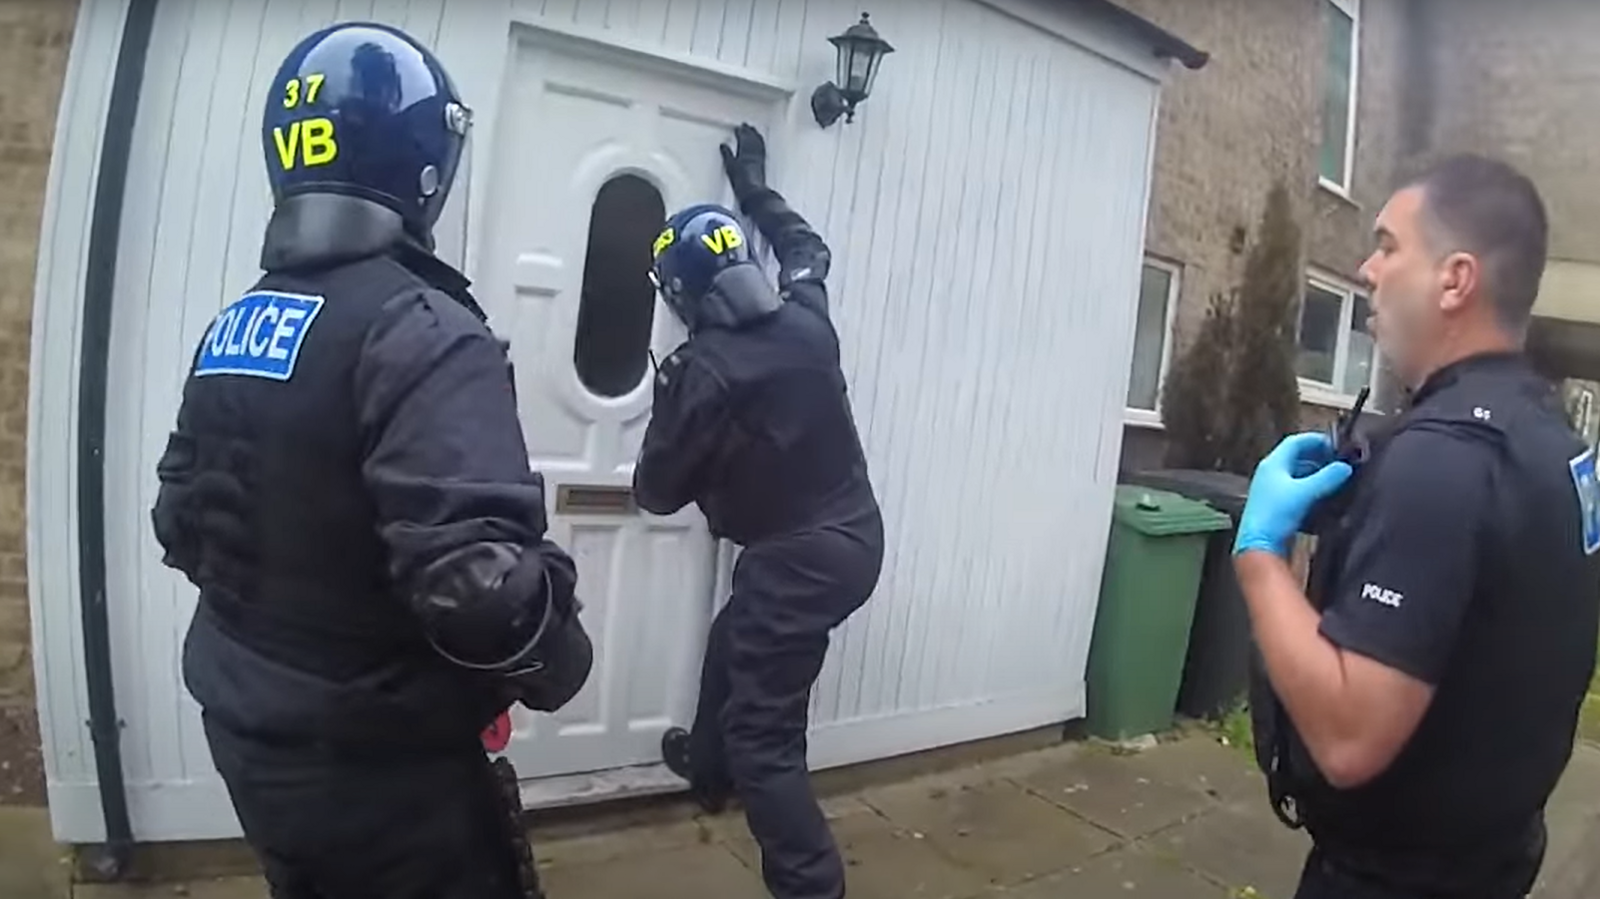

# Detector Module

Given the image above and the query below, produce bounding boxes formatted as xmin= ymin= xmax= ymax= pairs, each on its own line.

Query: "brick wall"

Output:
xmin=1115 ymin=0 xmax=1408 ymax=468
xmin=1306 ymin=0 xmax=1408 ymax=280
xmin=0 ymin=0 xmax=78 ymax=806
xmin=1116 ymin=0 xmax=1600 ymax=465
xmin=1114 ymin=0 xmax=1324 ymax=351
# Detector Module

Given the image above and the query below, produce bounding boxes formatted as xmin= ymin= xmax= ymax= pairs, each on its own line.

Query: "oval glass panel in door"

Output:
xmin=573 ymin=174 xmax=666 ymax=399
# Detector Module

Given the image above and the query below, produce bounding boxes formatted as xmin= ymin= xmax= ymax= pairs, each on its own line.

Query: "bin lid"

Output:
xmin=1112 ymin=485 xmax=1233 ymax=537
xmin=1122 ymin=469 xmax=1250 ymax=518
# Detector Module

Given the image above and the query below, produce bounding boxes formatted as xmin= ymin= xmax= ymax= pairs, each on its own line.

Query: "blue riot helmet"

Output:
xmin=262 ymin=22 xmax=471 ymax=245
xmin=651 ymin=204 xmax=780 ymax=331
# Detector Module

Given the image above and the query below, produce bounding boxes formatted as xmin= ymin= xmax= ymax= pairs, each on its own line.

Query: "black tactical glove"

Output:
xmin=505 ymin=597 xmax=593 ymax=713
xmin=719 ymin=123 xmax=767 ymax=203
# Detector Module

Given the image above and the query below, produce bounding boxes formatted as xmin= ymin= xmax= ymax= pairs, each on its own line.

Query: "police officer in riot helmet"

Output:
xmin=151 ymin=22 xmax=590 ymax=899
xmin=638 ymin=124 xmax=885 ymax=899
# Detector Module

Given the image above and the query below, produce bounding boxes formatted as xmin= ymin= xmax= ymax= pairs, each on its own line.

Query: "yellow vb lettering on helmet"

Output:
xmin=273 ymin=118 xmax=338 ymax=170
xmin=652 ymin=227 xmax=676 ymax=259
xmin=273 ymin=72 xmax=337 ymax=170
xmin=700 ymin=225 xmax=743 ymax=255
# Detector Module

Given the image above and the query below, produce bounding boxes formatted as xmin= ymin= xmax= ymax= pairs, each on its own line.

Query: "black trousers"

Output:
xmin=203 ymin=715 xmax=529 ymax=899
xmin=685 ymin=522 xmax=883 ymax=899
xmin=1293 ymin=839 xmax=1543 ymax=899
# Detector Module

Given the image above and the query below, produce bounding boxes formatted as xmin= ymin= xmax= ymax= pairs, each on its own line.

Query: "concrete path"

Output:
xmin=6 ymin=733 xmax=1596 ymax=899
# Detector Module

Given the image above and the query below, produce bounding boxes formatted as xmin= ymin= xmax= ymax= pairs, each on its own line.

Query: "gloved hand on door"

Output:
xmin=720 ymin=123 xmax=768 ymax=202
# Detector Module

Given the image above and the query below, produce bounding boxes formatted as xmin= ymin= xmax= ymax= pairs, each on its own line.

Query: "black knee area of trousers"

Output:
xmin=202 ymin=716 xmax=529 ymax=899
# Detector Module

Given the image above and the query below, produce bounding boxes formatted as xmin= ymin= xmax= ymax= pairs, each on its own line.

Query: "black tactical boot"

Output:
xmin=662 ymin=727 xmax=729 ymax=815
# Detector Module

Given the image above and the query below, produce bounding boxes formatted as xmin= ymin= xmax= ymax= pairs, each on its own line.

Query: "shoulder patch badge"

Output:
xmin=194 ymin=290 xmax=325 ymax=381
xmin=1568 ymin=446 xmax=1600 ymax=556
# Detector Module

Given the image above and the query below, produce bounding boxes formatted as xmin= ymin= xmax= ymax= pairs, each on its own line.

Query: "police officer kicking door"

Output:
xmin=478 ymin=31 xmax=784 ymax=782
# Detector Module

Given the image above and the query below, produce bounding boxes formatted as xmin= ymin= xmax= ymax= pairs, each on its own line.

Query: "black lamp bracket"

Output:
xmin=811 ymin=82 xmax=853 ymax=128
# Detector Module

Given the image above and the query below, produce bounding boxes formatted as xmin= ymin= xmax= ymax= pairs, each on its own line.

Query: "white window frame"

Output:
xmin=1125 ymin=256 xmax=1182 ymax=429
xmin=1297 ymin=269 xmax=1377 ymax=409
xmin=1318 ymin=0 xmax=1361 ymax=197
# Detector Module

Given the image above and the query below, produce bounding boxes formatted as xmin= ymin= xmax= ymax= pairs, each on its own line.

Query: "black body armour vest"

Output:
xmin=1250 ymin=355 xmax=1599 ymax=892
xmin=691 ymin=301 xmax=878 ymax=544
xmin=161 ymin=251 xmax=504 ymax=752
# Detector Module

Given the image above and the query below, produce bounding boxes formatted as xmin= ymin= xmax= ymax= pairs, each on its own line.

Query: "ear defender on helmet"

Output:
xmin=262 ymin=22 xmax=472 ymax=240
xmin=651 ymin=204 xmax=754 ymax=321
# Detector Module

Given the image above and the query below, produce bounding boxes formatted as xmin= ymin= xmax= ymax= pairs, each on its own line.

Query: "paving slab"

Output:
xmin=0 ymin=806 xmax=70 ymax=899
xmin=861 ymin=771 xmax=1121 ymax=888
xmin=1538 ymin=744 xmax=1600 ymax=885
xmin=722 ymin=797 xmax=996 ymax=899
xmin=1013 ymin=745 xmax=1216 ymax=839
xmin=1115 ymin=737 xmax=1268 ymax=809
xmin=75 ymin=878 xmax=267 ymax=899
xmin=971 ymin=743 xmax=1089 ymax=783
xmin=532 ymin=815 xmax=709 ymax=869
xmin=1144 ymin=804 xmax=1311 ymax=899
xmin=537 ymin=840 xmax=764 ymax=898
xmin=1535 ymin=812 xmax=1600 ymax=899
xmin=997 ymin=845 xmax=1229 ymax=898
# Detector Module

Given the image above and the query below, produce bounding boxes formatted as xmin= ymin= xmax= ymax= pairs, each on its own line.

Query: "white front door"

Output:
xmin=477 ymin=30 xmax=784 ymax=780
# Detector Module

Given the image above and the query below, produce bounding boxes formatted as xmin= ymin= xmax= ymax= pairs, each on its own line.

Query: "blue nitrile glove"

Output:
xmin=1234 ymin=431 xmax=1355 ymax=557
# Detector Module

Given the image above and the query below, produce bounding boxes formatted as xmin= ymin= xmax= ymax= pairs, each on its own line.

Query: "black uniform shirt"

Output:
xmin=633 ymin=186 xmax=879 ymax=546
xmin=1298 ymin=352 xmax=1600 ymax=890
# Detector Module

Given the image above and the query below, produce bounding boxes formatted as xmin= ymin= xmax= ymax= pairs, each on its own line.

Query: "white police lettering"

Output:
xmin=194 ymin=291 xmax=325 ymax=381
xmin=1361 ymin=582 xmax=1403 ymax=608
xmin=1568 ymin=447 xmax=1600 ymax=555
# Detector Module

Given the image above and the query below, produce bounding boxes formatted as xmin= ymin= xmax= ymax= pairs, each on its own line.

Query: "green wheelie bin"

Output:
xmin=1085 ymin=485 xmax=1232 ymax=740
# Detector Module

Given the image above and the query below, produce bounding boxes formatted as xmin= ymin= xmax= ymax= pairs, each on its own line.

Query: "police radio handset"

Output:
xmin=1329 ymin=386 xmax=1371 ymax=467
xmin=1303 ymin=385 xmax=1371 ymax=536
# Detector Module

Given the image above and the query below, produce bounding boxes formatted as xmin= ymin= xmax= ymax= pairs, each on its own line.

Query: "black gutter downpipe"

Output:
xmin=78 ymin=0 xmax=159 ymax=881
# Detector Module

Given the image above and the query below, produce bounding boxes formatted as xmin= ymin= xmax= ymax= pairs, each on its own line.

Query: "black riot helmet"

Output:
xmin=261 ymin=22 xmax=472 ymax=246
xmin=651 ymin=204 xmax=780 ymax=332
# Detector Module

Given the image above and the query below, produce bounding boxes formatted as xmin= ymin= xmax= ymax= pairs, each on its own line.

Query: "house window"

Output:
xmin=573 ymin=174 xmax=665 ymax=399
xmin=1126 ymin=257 xmax=1180 ymax=426
xmin=1296 ymin=273 xmax=1376 ymax=401
xmin=1319 ymin=0 xmax=1360 ymax=193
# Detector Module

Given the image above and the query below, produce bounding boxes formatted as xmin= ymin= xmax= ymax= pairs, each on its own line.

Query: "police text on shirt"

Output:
xmin=195 ymin=291 xmax=325 ymax=382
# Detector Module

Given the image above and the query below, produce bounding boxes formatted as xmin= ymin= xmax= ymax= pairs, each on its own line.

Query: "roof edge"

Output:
xmin=1076 ymin=0 xmax=1210 ymax=70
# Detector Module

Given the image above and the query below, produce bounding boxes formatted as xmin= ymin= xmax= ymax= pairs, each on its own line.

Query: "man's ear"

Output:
xmin=1438 ymin=251 xmax=1480 ymax=313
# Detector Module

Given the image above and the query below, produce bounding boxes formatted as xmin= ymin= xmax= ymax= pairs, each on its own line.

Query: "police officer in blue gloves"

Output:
xmin=1236 ymin=154 xmax=1600 ymax=899
xmin=151 ymin=23 xmax=589 ymax=899
xmin=636 ymin=124 xmax=884 ymax=899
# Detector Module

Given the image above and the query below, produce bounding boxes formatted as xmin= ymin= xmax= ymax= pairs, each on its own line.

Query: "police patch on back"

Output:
xmin=195 ymin=291 xmax=324 ymax=381
xmin=1568 ymin=447 xmax=1600 ymax=555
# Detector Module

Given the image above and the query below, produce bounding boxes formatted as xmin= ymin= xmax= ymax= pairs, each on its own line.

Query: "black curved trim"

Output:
xmin=77 ymin=0 xmax=160 ymax=879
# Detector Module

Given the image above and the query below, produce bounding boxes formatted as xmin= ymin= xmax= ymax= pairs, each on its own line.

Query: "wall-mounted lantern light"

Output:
xmin=811 ymin=13 xmax=895 ymax=129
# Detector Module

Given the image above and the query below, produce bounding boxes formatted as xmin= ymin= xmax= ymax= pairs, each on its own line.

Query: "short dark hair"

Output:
xmin=1405 ymin=154 xmax=1548 ymax=330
